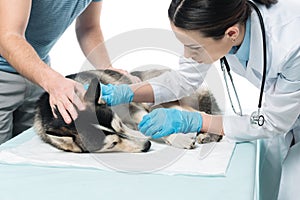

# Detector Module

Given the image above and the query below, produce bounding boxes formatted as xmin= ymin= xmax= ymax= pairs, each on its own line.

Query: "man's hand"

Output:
xmin=107 ymin=67 xmax=141 ymax=83
xmin=47 ymin=76 xmax=86 ymax=124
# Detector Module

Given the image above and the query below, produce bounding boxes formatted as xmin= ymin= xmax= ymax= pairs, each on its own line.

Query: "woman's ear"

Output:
xmin=225 ymin=26 xmax=240 ymax=43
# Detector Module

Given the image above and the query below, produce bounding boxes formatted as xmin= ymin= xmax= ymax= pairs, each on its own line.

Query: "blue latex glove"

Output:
xmin=101 ymin=84 xmax=134 ymax=106
xmin=138 ymin=108 xmax=203 ymax=139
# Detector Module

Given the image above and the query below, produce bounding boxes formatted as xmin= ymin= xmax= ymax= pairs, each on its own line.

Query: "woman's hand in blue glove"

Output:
xmin=101 ymin=84 xmax=134 ymax=106
xmin=138 ymin=108 xmax=203 ymax=139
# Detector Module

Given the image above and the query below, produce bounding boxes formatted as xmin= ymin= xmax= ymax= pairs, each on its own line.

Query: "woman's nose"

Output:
xmin=184 ymin=47 xmax=193 ymax=58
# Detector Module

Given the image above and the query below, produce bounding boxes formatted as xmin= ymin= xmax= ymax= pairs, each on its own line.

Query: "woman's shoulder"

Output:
xmin=261 ymin=0 xmax=300 ymax=25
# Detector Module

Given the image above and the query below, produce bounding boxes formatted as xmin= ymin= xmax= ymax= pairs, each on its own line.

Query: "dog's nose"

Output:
xmin=141 ymin=141 xmax=151 ymax=152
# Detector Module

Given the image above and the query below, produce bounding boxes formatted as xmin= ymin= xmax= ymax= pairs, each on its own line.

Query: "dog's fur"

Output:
xmin=34 ymin=69 xmax=222 ymax=153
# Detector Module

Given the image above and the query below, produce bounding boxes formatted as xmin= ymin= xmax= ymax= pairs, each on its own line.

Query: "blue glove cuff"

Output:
xmin=101 ymin=84 xmax=134 ymax=106
xmin=181 ymin=111 xmax=203 ymax=133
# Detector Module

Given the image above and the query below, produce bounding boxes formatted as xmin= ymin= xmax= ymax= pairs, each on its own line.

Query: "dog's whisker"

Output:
xmin=92 ymin=124 xmax=115 ymax=134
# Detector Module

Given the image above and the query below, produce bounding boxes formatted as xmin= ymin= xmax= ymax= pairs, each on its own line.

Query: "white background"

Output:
xmin=50 ymin=0 xmax=259 ymax=115
xmin=50 ymin=0 xmax=173 ymax=75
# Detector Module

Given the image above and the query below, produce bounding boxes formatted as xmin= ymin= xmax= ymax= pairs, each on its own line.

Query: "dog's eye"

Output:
xmin=108 ymin=141 xmax=118 ymax=149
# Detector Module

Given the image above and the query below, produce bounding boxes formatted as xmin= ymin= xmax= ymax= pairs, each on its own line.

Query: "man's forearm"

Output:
xmin=0 ymin=33 xmax=62 ymax=91
xmin=76 ymin=26 xmax=111 ymax=69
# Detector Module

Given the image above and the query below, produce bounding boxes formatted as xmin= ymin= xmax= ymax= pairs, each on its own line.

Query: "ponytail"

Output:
xmin=253 ymin=0 xmax=278 ymax=8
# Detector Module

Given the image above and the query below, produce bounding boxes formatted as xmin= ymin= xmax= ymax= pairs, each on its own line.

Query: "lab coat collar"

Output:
xmin=236 ymin=19 xmax=251 ymax=67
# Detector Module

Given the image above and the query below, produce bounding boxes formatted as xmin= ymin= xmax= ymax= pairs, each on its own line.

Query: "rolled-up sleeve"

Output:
xmin=148 ymin=57 xmax=211 ymax=105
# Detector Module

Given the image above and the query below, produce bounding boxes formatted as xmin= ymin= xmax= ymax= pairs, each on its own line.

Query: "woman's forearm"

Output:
xmin=201 ymin=113 xmax=224 ymax=136
xmin=130 ymin=82 xmax=155 ymax=103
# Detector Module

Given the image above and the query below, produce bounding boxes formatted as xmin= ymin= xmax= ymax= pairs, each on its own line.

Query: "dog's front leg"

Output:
xmin=161 ymin=133 xmax=196 ymax=149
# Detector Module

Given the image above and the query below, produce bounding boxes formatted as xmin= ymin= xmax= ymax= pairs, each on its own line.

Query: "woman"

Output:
xmin=101 ymin=0 xmax=300 ymax=199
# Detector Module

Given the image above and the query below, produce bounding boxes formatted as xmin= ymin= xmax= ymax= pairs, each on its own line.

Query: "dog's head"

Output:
xmin=35 ymin=78 xmax=151 ymax=153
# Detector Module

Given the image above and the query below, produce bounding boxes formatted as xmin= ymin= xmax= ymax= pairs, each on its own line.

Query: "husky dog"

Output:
xmin=34 ymin=69 xmax=222 ymax=153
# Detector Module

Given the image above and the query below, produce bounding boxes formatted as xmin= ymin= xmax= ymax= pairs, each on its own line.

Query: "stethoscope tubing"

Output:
xmin=220 ymin=1 xmax=267 ymax=126
xmin=221 ymin=58 xmax=243 ymax=116
xmin=247 ymin=0 xmax=267 ymax=110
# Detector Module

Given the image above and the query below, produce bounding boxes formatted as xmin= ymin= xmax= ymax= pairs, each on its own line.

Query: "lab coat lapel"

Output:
xmin=246 ymin=11 xmax=264 ymax=89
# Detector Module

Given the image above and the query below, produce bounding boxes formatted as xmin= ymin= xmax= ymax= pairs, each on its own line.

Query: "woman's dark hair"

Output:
xmin=168 ymin=0 xmax=278 ymax=39
xmin=253 ymin=0 xmax=278 ymax=8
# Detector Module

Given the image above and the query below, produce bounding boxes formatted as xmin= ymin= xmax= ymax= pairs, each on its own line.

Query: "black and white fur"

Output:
xmin=34 ymin=69 xmax=222 ymax=153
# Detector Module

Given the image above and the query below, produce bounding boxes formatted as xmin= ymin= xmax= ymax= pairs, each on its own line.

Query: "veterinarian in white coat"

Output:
xmin=101 ymin=0 xmax=300 ymax=199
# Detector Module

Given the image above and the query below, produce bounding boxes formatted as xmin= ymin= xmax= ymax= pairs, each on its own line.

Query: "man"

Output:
xmin=0 ymin=0 xmax=136 ymax=144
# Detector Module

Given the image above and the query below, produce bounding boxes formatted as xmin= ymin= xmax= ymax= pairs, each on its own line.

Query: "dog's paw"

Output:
xmin=196 ymin=132 xmax=223 ymax=144
xmin=162 ymin=133 xmax=196 ymax=149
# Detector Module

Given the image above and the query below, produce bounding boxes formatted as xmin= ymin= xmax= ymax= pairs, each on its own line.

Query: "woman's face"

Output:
xmin=171 ymin=23 xmax=237 ymax=64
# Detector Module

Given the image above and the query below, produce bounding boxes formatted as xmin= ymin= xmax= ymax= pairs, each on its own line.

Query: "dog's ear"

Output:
xmin=84 ymin=78 xmax=100 ymax=104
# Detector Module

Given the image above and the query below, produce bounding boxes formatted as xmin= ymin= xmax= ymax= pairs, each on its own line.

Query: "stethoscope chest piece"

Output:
xmin=250 ymin=110 xmax=265 ymax=127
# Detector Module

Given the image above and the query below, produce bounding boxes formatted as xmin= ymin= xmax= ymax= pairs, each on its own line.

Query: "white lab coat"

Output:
xmin=148 ymin=0 xmax=300 ymax=199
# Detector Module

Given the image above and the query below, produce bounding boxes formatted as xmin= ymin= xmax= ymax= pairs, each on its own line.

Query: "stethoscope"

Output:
xmin=220 ymin=1 xmax=266 ymax=127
